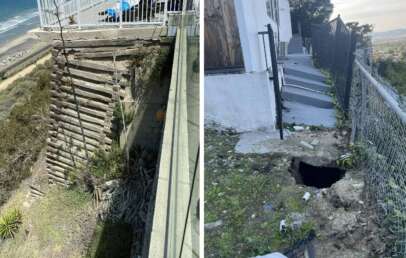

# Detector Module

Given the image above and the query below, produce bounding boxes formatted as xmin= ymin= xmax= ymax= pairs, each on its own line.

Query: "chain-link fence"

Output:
xmin=312 ymin=15 xmax=406 ymax=256
xmin=311 ymin=16 xmax=356 ymax=112
xmin=351 ymin=57 xmax=406 ymax=257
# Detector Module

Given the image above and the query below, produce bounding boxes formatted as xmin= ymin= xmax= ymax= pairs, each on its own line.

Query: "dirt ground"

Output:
xmin=0 ymin=152 xmax=97 ymax=258
xmin=205 ymin=125 xmax=389 ymax=258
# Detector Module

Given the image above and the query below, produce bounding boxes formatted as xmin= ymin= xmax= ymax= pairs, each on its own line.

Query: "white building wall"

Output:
xmin=205 ymin=72 xmax=276 ymax=132
xmin=234 ymin=0 xmax=278 ymax=73
xmin=278 ymin=0 xmax=292 ymax=43
xmin=205 ymin=0 xmax=287 ymax=132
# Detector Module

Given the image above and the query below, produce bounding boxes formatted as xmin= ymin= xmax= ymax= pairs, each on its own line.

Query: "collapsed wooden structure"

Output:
xmin=46 ymin=38 xmax=165 ymax=185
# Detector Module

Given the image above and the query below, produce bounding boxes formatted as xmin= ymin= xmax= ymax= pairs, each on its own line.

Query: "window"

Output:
xmin=266 ymin=0 xmax=280 ymax=23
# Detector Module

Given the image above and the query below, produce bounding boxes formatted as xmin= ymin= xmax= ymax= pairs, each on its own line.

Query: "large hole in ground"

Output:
xmin=290 ymin=159 xmax=346 ymax=188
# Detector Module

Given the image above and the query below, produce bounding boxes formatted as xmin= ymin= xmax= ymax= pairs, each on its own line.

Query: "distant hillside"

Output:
xmin=373 ymin=29 xmax=406 ymax=43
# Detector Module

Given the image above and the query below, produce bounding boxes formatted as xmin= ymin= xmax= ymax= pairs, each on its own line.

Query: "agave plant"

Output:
xmin=0 ymin=209 xmax=22 ymax=239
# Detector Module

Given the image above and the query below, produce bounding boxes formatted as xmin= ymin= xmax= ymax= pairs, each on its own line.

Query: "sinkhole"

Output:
xmin=290 ymin=159 xmax=346 ymax=189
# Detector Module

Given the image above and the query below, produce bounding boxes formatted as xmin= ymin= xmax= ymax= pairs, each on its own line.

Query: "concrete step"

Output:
xmin=285 ymin=74 xmax=331 ymax=93
xmin=284 ymin=67 xmax=326 ymax=83
xmin=282 ymin=85 xmax=334 ymax=109
xmin=288 ymin=35 xmax=304 ymax=54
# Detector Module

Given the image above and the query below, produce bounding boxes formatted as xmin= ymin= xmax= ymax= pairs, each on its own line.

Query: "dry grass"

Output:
xmin=0 ymin=184 xmax=96 ymax=258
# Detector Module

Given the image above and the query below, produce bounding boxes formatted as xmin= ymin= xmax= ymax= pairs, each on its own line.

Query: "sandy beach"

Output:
xmin=0 ymin=28 xmax=51 ymax=93
xmin=0 ymin=53 xmax=51 ymax=92
xmin=0 ymin=32 xmax=49 ymax=71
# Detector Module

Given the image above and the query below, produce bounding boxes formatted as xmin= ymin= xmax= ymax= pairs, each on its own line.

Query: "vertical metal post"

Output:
xmin=36 ymin=0 xmax=44 ymax=28
xmin=119 ymin=0 xmax=123 ymax=27
xmin=164 ymin=0 xmax=169 ymax=24
xmin=267 ymin=24 xmax=284 ymax=140
xmin=76 ymin=0 xmax=81 ymax=29
xmin=344 ymin=30 xmax=357 ymax=113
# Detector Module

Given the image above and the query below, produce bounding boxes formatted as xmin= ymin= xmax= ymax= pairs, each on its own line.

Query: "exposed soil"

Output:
xmin=0 ymin=152 xmax=97 ymax=258
xmin=205 ymin=125 xmax=389 ymax=258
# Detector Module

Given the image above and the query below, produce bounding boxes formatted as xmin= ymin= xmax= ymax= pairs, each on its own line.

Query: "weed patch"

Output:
xmin=0 ymin=62 xmax=51 ymax=206
xmin=0 ymin=209 xmax=22 ymax=239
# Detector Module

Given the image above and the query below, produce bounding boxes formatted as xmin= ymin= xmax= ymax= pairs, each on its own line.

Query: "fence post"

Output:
xmin=267 ymin=24 xmax=283 ymax=140
xmin=76 ymin=0 xmax=81 ymax=29
xmin=344 ymin=30 xmax=357 ymax=112
xmin=331 ymin=16 xmax=342 ymax=78
xmin=119 ymin=0 xmax=123 ymax=28
xmin=36 ymin=0 xmax=44 ymax=28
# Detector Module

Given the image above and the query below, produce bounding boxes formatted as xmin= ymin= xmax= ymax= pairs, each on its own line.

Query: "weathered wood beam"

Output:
xmin=53 ymin=39 xmax=140 ymax=48
xmin=51 ymin=100 xmax=108 ymax=119
xmin=57 ymin=58 xmax=130 ymax=75
xmin=50 ymin=104 xmax=107 ymax=126
xmin=51 ymin=92 xmax=112 ymax=112
xmin=49 ymin=112 xmax=112 ymax=134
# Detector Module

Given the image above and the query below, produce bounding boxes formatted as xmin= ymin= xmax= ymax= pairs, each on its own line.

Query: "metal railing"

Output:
xmin=146 ymin=5 xmax=199 ymax=257
xmin=36 ymin=0 xmax=198 ymax=29
xmin=258 ymin=24 xmax=283 ymax=139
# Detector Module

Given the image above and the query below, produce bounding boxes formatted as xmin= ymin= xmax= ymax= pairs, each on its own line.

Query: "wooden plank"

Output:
xmin=205 ymin=0 xmax=244 ymax=71
xmin=51 ymin=92 xmax=112 ymax=112
xmin=51 ymin=100 xmax=108 ymax=119
xmin=55 ymin=57 xmax=129 ymax=75
xmin=53 ymin=39 xmax=140 ymax=48
xmin=57 ymin=76 xmax=115 ymax=95
xmin=49 ymin=129 xmax=103 ymax=147
xmin=76 ymin=48 xmax=141 ymax=59
xmin=46 ymin=157 xmax=74 ymax=170
xmin=47 ymin=140 xmax=90 ymax=159
xmin=47 ymin=138 xmax=98 ymax=155
xmin=47 ymin=145 xmax=84 ymax=161
xmin=50 ymin=104 xmax=107 ymax=126
xmin=49 ymin=124 xmax=112 ymax=146
xmin=51 ymin=90 xmax=113 ymax=111
xmin=47 ymin=152 xmax=82 ymax=168
xmin=49 ymin=112 xmax=111 ymax=135
xmin=48 ymin=170 xmax=69 ymax=180
xmin=48 ymin=133 xmax=99 ymax=152
xmin=51 ymin=86 xmax=112 ymax=105
xmin=54 ymin=67 xmax=115 ymax=84
xmin=53 ymin=76 xmax=127 ymax=97
xmin=46 ymin=162 xmax=67 ymax=173
xmin=47 ymin=145 xmax=88 ymax=163
xmin=66 ymin=46 xmax=140 ymax=54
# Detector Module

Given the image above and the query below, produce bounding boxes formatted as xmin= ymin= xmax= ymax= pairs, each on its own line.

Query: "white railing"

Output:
xmin=36 ymin=0 xmax=198 ymax=29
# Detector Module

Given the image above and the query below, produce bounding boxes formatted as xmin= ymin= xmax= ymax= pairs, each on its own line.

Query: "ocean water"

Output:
xmin=0 ymin=0 xmax=40 ymax=46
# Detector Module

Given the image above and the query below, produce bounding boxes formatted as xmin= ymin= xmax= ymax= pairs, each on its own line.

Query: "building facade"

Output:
xmin=205 ymin=0 xmax=292 ymax=132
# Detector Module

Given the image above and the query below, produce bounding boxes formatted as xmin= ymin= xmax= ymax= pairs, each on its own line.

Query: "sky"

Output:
xmin=331 ymin=0 xmax=406 ymax=32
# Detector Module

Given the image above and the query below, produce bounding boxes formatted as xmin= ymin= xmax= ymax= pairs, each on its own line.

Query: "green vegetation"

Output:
xmin=205 ymin=128 xmax=315 ymax=257
xmin=346 ymin=22 xmax=373 ymax=47
xmin=86 ymin=221 xmax=133 ymax=258
xmin=0 ymin=187 xmax=94 ymax=258
xmin=376 ymin=59 xmax=406 ymax=96
xmin=336 ymin=144 xmax=365 ymax=169
xmin=0 ymin=62 xmax=51 ymax=206
xmin=289 ymin=0 xmax=333 ymax=37
xmin=0 ymin=209 xmax=22 ymax=239
xmin=112 ymin=103 xmax=134 ymax=142
xmin=88 ymin=144 xmax=124 ymax=180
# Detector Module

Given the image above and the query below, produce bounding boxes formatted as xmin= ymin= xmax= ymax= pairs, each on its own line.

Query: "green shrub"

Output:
xmin=88 ymin=145 xmax=124 ymax=180
xmin=0 ymin=62 xmax=51 ymax=206
xmin=0 ymin=209 xmax=22 ymax=239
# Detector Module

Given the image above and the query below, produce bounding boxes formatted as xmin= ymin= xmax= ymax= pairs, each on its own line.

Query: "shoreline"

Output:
xmin=0 ymin=53 xmax=51 ymax=92
xmin=0 ymin=28 xmax=51 ymax=85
